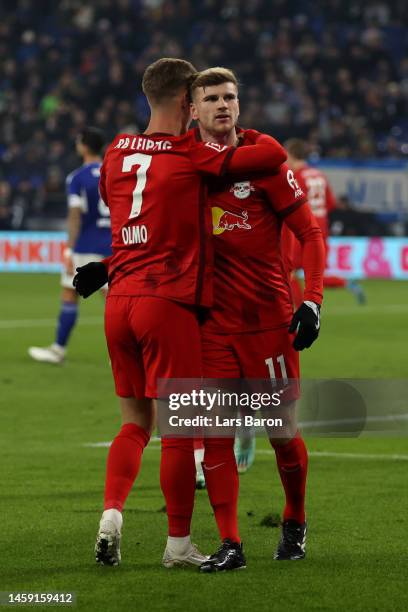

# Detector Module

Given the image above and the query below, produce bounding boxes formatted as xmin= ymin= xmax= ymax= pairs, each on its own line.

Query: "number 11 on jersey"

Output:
xmin=122 ymin=153 xmax=152 ymax=219
xmin=265 ymin=354 xmax=288 ymax=386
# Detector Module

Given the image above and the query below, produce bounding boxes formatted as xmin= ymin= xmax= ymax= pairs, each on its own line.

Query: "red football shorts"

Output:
xmin=105 ymin=296 xmax=202 ymax=399
xmin=201 ymin=326 xmax=300 ymax=400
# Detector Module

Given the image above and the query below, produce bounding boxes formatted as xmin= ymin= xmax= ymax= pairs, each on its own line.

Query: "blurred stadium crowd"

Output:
xmin=0 ymin=0 xmax=407 ymax=229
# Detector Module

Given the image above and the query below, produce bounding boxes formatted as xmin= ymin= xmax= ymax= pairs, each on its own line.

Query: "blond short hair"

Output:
xmin=142 ymin=58 xmax=197 ymax=105
xmin=191 ymin=67 xmax=239 ymax=97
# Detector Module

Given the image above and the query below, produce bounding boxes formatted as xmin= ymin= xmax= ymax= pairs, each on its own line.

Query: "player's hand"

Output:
xmin=240 ymin=129 xmax=260 ymax=144
xmin=289 ymin=301 xmax=320 ymax=351
xmin=73 ymin=262 xmax=108 ymax=298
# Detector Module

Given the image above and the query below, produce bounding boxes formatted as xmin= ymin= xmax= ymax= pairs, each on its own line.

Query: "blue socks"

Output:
xmin=56 ymin=302 xmax=79 ymax=347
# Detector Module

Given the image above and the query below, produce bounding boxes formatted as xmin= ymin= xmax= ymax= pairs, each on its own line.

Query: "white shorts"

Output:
xmin=61 ymin=253 xmax=108 ymax=290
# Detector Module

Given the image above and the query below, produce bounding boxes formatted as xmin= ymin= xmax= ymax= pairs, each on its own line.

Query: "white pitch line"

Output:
xmin=84 ymin=442 xmax=112 ymax=448
xmin=0 ymin=316 xmax=103 ymax=329
xmin=257 ymin=450 xmax=408 ymax=461
xmin=82 ymin=442 xmax=408 ymax=461
xmin=299 ymin=414 xmax=408 ymax=428
xmin=84 ymin=414 xmax=408 ymax=449
xmin=84 ymin=436 xmax=160 ymax=448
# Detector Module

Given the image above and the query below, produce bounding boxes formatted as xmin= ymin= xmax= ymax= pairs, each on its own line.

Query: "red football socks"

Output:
xmin=104 ymin=423 xmax=150 ymax=511
xmin=271 ymin=434 xmax=308 ymax=524
xmin=204 ymin=437 xmax=240 ymax=543
xmin=160 ymin=438 xmax=196 ymax=537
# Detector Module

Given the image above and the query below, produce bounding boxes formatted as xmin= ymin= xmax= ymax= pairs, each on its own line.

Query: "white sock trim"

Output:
xmin=51 ymin=343 xmax=66 ymax=354
xmin=167 ymin=535 xmax=191 ymax=554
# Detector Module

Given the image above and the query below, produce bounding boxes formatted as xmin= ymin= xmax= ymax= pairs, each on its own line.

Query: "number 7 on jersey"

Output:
xmin=122 ymin=153 xmax=152 ymax=219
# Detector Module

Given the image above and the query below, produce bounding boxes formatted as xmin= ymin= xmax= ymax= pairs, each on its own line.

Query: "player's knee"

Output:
xmin=269 ymin=429 xmax=302 ymax=448
xmin=119 ymin=397 xmax=155 ymax=431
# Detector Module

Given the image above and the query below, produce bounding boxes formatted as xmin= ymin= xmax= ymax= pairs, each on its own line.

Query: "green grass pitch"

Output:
xmin=0 ymin=275 xmax=407 ymax=611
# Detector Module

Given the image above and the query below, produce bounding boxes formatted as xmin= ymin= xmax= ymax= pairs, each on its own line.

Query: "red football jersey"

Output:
xmin=203 ymin=132 xmax=309 ymax=334
xmin=294 ymin=165 xmax=336 ymax=237
xmin=99 ymin=131 xmax=239 ymax=307
xmin=100 ymin=130 xmax=286 ymax=307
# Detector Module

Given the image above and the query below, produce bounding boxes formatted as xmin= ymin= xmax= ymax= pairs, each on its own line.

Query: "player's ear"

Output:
xmin=190 ymin=101 xmax=199 ymax=121
xmin=181 ymin=91 xmax=191 ymax=110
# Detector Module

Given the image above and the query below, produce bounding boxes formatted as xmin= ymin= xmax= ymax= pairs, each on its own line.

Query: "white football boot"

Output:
xmin=28 ymin=343 xmax=65 ymax=364
xmin=95 ymin=510 xmax=122 ymax=566
xmin=162 ymin=537 xmax=209 ymax=568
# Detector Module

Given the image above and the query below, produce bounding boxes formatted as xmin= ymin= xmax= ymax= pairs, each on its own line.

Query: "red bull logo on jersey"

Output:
xmin=230 ymin=181 xmax=255 ymax=200
xmin=212 ymin=207 xmax=252 ymax=235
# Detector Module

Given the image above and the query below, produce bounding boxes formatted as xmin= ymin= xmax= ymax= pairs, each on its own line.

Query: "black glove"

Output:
xmin=289 ymin=301 xmax=320 ymax=351
xmin=73 ymin=262 xmax=108 ymax=298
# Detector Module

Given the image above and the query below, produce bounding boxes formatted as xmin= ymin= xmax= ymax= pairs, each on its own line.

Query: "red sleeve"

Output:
xmin=280 ymin=224 xmax=299 ymax=273
xmin=99 ymin=144 xmax=115 ymax=272
xmin=239 ymin=128 xmax=285 ymax=149
xmin=189 ymin=141 xmax=235 ymax=176
xmin=189 ymin=139 xmax=287 ymax=176
xmin=226 ymin=141 xmax=287 ymax=174
xmin=284 ymin=205 xmax=325 ymax=305
xmin=101 ymin=255 xmax=112 ymax=270
xmin=99 ymin=140 xmax=117 ymax=206
xmin=293 ymin=169 xmax=308 ymax=195
xmin=99 ymin=159 xmax=108 ymax=206
xmin=257 ymin=163 xmax=307 ymax=217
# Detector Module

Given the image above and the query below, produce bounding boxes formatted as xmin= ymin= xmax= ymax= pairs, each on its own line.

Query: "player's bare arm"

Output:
xmin=64 ymin=207 xmax=82 ymax=276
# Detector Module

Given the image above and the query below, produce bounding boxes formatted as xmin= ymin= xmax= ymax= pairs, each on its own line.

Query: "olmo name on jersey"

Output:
xmin=122 ymin=225 xmax=148 ymax=245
